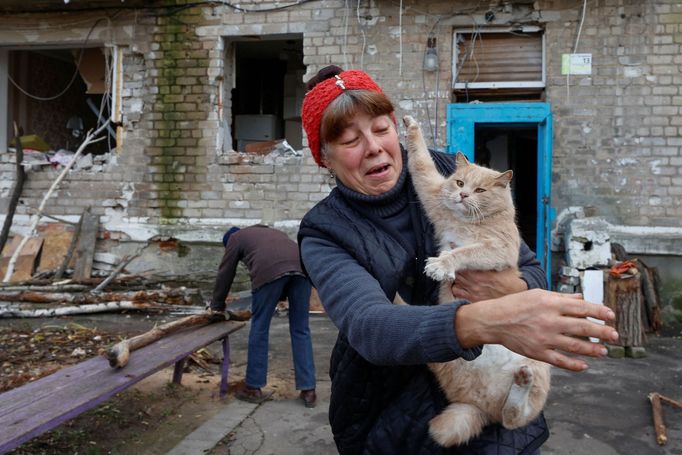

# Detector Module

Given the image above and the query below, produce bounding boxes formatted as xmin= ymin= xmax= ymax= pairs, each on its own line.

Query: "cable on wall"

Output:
xmin=7 ymin=17 xmax=106 ymax=102
xmin=566 ymin=0 xmax=587 ymax=103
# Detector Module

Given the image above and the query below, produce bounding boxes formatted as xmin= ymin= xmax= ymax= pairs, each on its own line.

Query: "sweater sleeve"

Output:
xmin=301 ymin=236 xmax=481 ymax=365
xmin=210 ymin=242 xmax=241 ymax=311
xmin=518 ymin=241 xmax=548 ymax=290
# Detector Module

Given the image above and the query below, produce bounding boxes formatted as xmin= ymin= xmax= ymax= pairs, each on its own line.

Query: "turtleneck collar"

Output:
xmin=335 ymin=146 xmax=410 ymax=217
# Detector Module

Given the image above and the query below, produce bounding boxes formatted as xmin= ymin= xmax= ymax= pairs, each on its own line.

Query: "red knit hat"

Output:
xmin=302 ymin=69 xmax=394 ymax=167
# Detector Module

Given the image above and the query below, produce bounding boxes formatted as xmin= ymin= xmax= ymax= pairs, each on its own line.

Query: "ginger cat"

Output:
xmin=403 ymin=115 xmax=551 ymax=448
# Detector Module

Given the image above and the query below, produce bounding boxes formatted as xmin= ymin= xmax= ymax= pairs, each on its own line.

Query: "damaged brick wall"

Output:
xmin=0 ymin=0 xmax=680 ymax=249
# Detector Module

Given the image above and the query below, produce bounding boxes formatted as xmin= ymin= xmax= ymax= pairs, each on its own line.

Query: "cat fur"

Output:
xmin=403 ymin=115 xmax=551 ymax=448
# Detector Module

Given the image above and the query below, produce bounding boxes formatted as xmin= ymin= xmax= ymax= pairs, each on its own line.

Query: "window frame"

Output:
xmin=451 ymin=26 xmax=546 ymax=90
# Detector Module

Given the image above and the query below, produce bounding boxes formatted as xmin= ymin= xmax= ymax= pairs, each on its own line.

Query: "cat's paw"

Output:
xmin=514 ymin=365 xmax=533 ymax=387
xmin=402 ymin=115 xmax=418 ymax=129
xmin=424 ymin=256 xmax=456 ymax=281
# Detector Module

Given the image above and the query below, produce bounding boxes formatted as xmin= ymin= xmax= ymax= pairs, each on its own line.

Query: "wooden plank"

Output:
xmin=0 ymin=320 xmax=245 ymax=453
xmin=36 ymin=225 xmax=74 ymax=273
xmin=72 ymin=212 xmax=98 ymax=281
xmin=0 ymin=236 xmax=44 ymax=282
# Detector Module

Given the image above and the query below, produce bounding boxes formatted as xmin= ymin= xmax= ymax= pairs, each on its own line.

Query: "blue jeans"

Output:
xmin=245 ymin=274 xmax=316 ymax=391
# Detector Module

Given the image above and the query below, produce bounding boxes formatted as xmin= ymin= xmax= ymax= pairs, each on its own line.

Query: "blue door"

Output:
xmin=446 ymin=103 xmax=554 ymax=286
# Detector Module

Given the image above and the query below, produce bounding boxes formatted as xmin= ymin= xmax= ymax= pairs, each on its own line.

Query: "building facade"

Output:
xmin=0 ymin=0 xmax=680 ymax=307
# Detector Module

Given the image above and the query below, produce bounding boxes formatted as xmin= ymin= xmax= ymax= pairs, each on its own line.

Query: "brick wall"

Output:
xmin=0 ymin=0 xmax=680 ymax=246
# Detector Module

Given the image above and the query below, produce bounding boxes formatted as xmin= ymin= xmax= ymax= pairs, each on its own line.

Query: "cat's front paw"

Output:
xmin=424 ymin=256 xmax=456 ymax=281
xmin=402 ymin=115 xmax=418 ymax=129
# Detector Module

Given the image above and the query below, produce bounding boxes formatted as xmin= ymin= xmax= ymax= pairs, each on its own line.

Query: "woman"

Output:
xmin=298 ymin=66 xmax=618 ymax=454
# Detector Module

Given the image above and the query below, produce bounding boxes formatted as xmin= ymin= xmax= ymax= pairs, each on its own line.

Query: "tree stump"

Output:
xmin=605 ymin=272 xmax=644 ymax=348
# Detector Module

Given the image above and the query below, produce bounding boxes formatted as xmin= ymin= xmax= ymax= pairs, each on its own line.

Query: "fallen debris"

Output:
xmin=649 ymin=392 xmax=682 ymax=445
xmin=106 ymin=312 xmax=223 ymax=368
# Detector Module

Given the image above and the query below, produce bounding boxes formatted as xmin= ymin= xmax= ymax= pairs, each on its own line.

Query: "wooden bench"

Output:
xmin=0 ymin=320 xmax=244 ymax=453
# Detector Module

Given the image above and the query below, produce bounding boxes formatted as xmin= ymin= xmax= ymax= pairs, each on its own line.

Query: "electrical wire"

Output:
xmin=342 ymin=0 xmax=350 ymax=69
xmin=357 ymin=1 xmax=367 ymax=70
xmin=566 ymin=0 xmax=588 ymax=103
xmin=398 ymin=0 xmax=403 ymax=77
xmin=7 ymin=17 xmax=106 ymax=102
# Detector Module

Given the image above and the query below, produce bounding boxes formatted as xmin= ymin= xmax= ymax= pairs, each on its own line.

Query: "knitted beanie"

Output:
xmin=222 ymin=226 xmax=240 ymax=247
xmin=302 ymin=69 xmax=394 ymax=167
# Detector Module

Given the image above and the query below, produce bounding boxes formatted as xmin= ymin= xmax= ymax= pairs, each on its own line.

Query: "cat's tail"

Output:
xmin=429 ymin=402 xmax=488 ymax=447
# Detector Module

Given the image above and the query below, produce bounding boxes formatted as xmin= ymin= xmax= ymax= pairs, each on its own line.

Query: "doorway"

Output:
xmin=447 ymin=103 xmax=553 ymax=285
xmin=474 ymin=123 xmax=538 ymax=248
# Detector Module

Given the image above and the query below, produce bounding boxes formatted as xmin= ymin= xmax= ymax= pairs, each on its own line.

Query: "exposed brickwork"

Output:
xmin=0 ymin=0 xmax=680 ymax=241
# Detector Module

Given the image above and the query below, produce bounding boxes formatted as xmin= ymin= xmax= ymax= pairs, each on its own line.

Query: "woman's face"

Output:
xmin=322 ymin=112 xmax=402 ymax=196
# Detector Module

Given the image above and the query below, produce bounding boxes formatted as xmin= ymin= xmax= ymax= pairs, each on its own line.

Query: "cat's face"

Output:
xmin=441 ymin=155 xmax=513 ymax=222
xmin=323 ymin=112 xmax=402 ymax=196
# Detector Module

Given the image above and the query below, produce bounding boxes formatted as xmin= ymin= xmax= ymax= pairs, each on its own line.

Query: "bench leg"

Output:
xmin=173 ymin=357 xmax=187 ymax=385
xmin=220 ymin=336 xmax=230 ymax=398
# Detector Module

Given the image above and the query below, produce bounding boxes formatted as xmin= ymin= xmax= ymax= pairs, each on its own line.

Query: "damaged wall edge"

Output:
xmin=0 ymin=214 xmax=304 ymax=244
xmin=610 ymin=225 xmax=682 ymax=257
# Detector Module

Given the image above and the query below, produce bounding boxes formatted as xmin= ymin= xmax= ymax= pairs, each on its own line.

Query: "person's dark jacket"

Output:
xmin=299 ymin=149 xmax=548 ymax=454
xmin=211 ymin=224 xmax=303 ymax=311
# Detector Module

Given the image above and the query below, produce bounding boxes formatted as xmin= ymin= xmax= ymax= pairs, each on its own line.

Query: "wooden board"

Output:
xmin=0 ymin=320 xmax=245 ymax=453
xmin=36 ymin=225 xmax=74 ymax=273
xmin=0 ymin=236 xmax=44 ymax=282
xmin=72 ymin=212 xmax=99 ymax=281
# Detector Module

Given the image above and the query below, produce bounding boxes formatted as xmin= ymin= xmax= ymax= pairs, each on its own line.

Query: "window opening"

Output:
xmin=6 ymin=46 xmax=116 ymax=163
xmin=228 ymin=36 xmax=305 ymax=153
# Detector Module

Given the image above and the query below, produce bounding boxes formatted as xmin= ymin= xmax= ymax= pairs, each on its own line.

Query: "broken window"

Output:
xmin=3 ymin=46 xmax=117 ymax=166
xmin=452 ymin=28 xmax=545 ymax=102
xmin=223 ymin=35 xmax=305 ymax=154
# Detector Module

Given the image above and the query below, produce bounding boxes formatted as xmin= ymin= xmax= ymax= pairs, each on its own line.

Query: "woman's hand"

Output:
xmin=451 ymin=268 xmax=527 ymax=302
xmin=455 ymin=289 xmax=619 ymax=372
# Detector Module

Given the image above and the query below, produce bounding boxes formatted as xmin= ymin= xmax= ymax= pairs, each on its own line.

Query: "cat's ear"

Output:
xmin=455 ymin=152 xmax=470 ymax=167
xmin=495 ymin=170 xmax=513 ymax=187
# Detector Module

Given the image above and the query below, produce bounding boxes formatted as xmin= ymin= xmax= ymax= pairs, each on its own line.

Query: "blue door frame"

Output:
xmin=446 ymin=103 xmax=554 ymax=286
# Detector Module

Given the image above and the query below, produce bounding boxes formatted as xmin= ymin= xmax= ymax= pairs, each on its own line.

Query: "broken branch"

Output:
xmin=106 ymin=311 xmax=225 ymax=368
xmin=649 ymin=392 xmax=682 ymax=446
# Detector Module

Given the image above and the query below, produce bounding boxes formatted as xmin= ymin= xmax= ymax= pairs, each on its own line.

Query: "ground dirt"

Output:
xmin=1 ymin=320 xmax=229 ymax=455
xmin=1 ymin=309 xmax=313 ymax=455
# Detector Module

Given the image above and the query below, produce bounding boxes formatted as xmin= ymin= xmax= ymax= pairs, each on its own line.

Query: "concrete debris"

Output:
xmin=565 ymin=217 xmax=612 ymax=269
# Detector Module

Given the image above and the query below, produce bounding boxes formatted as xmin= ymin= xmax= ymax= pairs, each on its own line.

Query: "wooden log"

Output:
xmin=605 ymin=273 xmax=644 ymax=347
xmin=0 ymin=288 xmax=198 ymax=305
xmin=106 ymin=312 xmax=226 ymax=368
xmin=0 ymin=301 xmax=157 ymax=318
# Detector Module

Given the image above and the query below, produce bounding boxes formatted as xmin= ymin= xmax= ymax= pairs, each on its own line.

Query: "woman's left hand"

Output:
xmin=451 ymin=268 xmax=528 ymax=302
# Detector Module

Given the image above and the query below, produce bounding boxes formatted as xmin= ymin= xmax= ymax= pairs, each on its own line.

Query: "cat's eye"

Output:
xmin=456 ymin=180 xmax=464 ymax=187
xmin=474 ymin=188 xmax=486 ymax=193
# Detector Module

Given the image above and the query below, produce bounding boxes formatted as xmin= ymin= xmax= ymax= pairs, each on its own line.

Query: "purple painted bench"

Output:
xmin=0 ymin=320 xmax=244 ymax=453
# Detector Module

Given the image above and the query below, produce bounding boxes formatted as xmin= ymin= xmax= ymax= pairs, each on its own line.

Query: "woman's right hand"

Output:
xmin=454 ymin=289 xmax=619 ymax=372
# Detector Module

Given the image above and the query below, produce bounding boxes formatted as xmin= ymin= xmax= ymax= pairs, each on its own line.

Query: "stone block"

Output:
xmin=606 ymin=344 xmax=625 ymax=359
xmin=625 ymin=346 xmax=647 ymax=358
xmin=566 ymin=217 xmax=612 ymax=269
